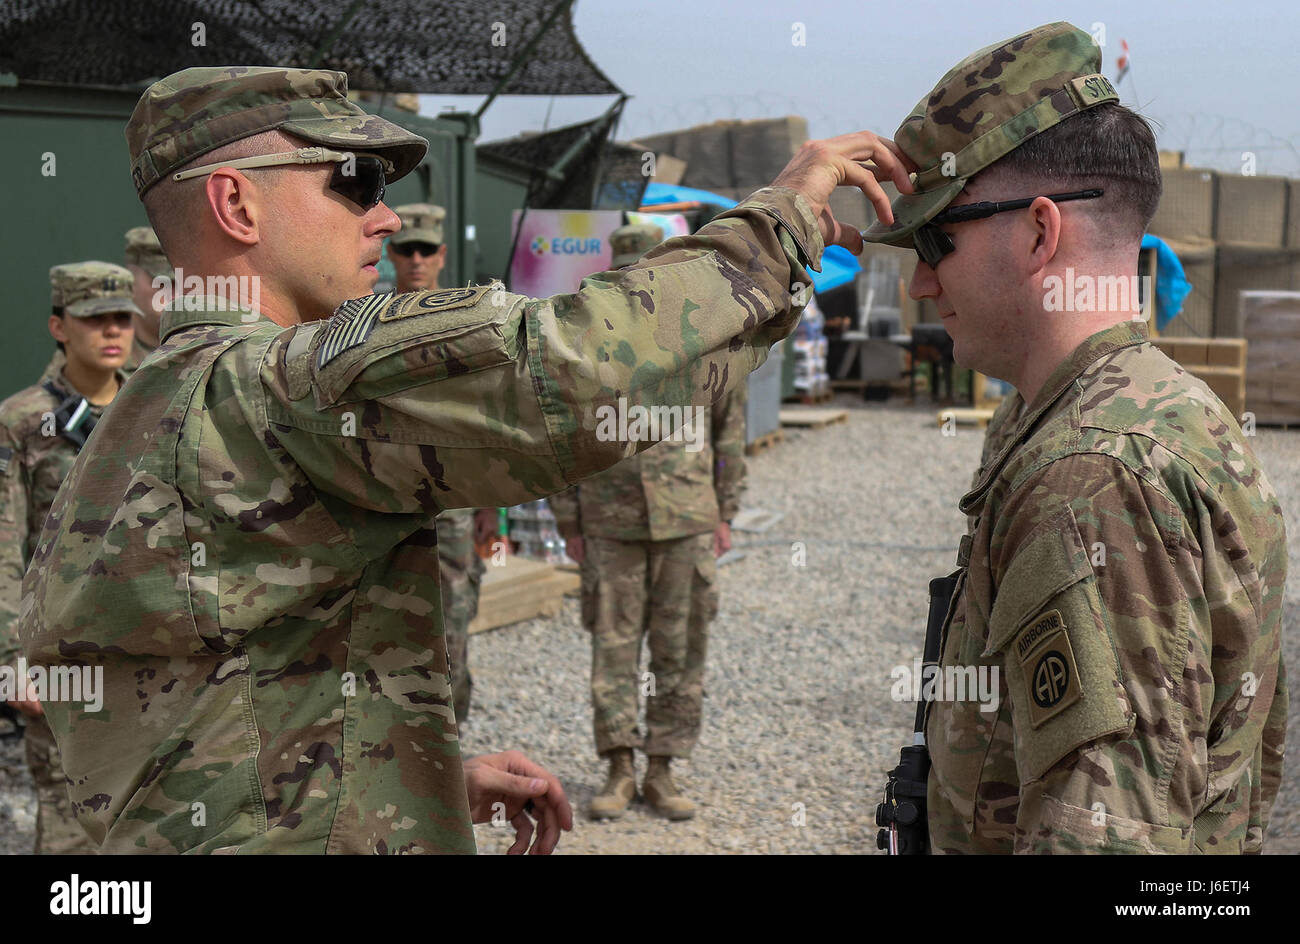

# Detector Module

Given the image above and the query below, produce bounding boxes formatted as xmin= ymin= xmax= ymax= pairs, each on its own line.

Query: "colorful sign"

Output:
xmin=510 ymin=210 xmax=624 ymax=298
xmin=626 ymin=211 xmax=690 ymax=240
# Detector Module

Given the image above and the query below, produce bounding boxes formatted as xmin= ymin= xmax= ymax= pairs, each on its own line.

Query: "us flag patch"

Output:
xmin=317 ymin=293 xmax=392 ymax=368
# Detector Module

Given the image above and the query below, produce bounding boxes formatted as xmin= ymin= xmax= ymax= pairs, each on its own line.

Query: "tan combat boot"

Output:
xmin=642 ymin=755 xmax=695 ymax=820
xmin=588 ymin=748 xmax=637 ymax=820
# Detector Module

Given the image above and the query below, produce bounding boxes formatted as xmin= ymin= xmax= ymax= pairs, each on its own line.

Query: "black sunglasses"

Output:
xmin=912 ymin=188 xmax=1104 ymax=269
xmin=329 ymin=155 xmax=388 ymax=211
xmin=390 ymin=241 xmax=442 ymax=258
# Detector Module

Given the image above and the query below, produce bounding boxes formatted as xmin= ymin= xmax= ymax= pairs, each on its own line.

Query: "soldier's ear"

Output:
xmin=48 ymin=313 xmax=69 ymax=345
xmin=204 ymin=168 xmax=260 ymax=248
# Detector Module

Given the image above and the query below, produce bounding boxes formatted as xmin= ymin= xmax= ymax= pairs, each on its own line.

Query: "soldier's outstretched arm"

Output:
xmin=259 ymin=132 xmax=912 ymax=514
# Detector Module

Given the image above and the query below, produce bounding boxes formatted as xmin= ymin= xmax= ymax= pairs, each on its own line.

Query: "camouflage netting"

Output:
xmin=480 ymin=114 xmax=648 ymax=211
xmin=0 ymin=0 xmax=620 ymax=95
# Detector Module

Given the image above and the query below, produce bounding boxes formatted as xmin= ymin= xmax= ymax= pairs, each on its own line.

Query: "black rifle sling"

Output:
xmin=41 ymin=381 xmax=96 ymax=451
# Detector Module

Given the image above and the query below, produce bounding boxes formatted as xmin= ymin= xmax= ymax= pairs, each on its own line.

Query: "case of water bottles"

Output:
xmin=507 ymin=500 xmax=569 ymax=563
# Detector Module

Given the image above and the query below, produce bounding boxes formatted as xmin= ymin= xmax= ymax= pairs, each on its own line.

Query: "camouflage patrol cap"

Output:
xmin=50 ymin=262 xmax=143 ymax=318
xmin=126 ymin=66 xmax=429 ymax=198
xmin=863 ymin=21 xmax=1120 ymax=247
xmin=610 ymin=222 xmax=665 ymax=267
xmin=123 ymin=226 xmax=171 ymax=279
xmin=391 ymin=203 xmax=446 ymax=246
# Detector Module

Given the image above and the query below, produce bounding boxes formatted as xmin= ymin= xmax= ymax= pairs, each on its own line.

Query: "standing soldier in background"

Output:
xmin=0 ymin=262 xmax=137 ymax=853
xmin=122 ymin=226 xmax=172 ymax=370
xmin=37 ymin=226 xmax=171 ymax=383
xmin=387 ymin=202 xmax=489 ymax=725
xmin=551 ymin=223 xmax=748 ymax=821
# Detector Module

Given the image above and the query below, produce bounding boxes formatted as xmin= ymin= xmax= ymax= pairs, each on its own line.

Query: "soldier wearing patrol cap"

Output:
xmin=551 ymin=221 xmax=747 ymax=821
xmin=1 ymin=261 xmax=137 ymax=854
xmin=387 ymin=201 xmax=488 ymax=728
xmin=123 ymin=226 xmax=173 ymax=370
xmin=17 ymin=64 xmax=912 ymax=855
xmin=866 ymin=22 xmax=1286 ymax=854
xmin=387 ymin=203 xmax=449 ymax=290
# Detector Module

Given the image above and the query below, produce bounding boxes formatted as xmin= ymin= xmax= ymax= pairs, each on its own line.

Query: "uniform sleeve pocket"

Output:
xmin=984 ymin=508 xmax=1133 ymax=783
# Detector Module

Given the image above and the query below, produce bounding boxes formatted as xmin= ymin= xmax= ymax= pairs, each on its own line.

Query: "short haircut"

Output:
xmin=976 ymin=103 xmax=1162 ymax=241
xmin=142 ymin=129 xmax=298 ymax=261
xmin=50 ymin=306 xmax=65 ymax=351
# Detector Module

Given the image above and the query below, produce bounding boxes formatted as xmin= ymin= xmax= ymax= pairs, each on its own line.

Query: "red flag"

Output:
xmin=1116 ymin=39 xmax=1131 ymax=84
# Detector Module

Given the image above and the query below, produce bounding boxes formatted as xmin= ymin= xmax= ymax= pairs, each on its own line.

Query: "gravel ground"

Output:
xmin=2 ymin=398 xmax=1296 ymax=855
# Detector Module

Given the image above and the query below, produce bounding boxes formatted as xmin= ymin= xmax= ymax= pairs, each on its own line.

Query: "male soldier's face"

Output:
xmin=386 ymin=241 xmax=447 ymax=293
xmin=255 ymin=157 xmax=400 ymax=319
xmin=48 ymin=312 xmax=134 ymax=372
xmin=127 ymin=264 xmax=166 ymax=336
xmin=908 ymin=181 xmax=1025 ymax=379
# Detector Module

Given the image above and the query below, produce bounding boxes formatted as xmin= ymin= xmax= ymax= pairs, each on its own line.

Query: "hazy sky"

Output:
xmin=420 ymin=0 xmax=1300 ymax=177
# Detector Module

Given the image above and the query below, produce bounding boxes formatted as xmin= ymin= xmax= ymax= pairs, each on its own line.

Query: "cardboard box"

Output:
xmin=1215 ymin=175 xmax=1289 ymax=246
xmin=1214 ymin=244 xmax=1297 ymax=336
xmin=1158 ymin=237 xmax=1216 ymax=337
xmin=1151 ymin=168 xmax=1217 ymax=241
xmin=1204 ymin=338 xmax=1247 ymax=368
xmin=650 ymin=153 xmax=687 ymax=186
xmin=1239 ymin=291 xmax=1300 ymax=424
xmin=1154 ymin=338 xmax=1207 ymax=364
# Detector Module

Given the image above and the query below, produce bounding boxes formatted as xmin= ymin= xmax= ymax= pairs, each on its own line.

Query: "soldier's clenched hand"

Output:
xmin=464 ymin=750 xmax=574 ymax=854
xmin=771 ymin=131 xmax=916 ymax=253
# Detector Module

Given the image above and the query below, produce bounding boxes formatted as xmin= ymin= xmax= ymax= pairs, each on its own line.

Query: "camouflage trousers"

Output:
xmin=583 ymin=532 xmax=718 ymax=758
xmin=437 ymin=508 xmax=485 ymax=726
xmin=24 ymin=715 xmax=96 ymax=854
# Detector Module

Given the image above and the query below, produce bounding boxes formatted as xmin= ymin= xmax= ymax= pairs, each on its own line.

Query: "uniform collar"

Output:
xmin=52 ymin=367 xmax=128 ymax=406
xmin=160 ymin=297 xmax=269 ymax=341
xmin=959 ymin=320 xmax=1150 ymax=514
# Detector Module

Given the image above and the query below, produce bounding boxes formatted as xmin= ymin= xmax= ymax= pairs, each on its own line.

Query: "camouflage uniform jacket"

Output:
xmin=927 ymin=321 xmax=1287 ymax=854
xmin=547 ymin=386 xmax=747 ymax=540
xmin=0 ymin=370 xmax=118 ymax=665
xmin=19 ymin=187 xmax=820 ymax=854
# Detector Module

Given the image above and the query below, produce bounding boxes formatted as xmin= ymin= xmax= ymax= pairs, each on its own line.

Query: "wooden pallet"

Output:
xmin=468 ymin=555 xmax=579 ymax=635
xmin=744 ymin=429 xmax=784 ymax=454
xmin=936 ymin=407 xmax=996 ymax=429
xmin=787 ymin=389 xmax=833 ymax=405
xmin=779 ymin=407 xmax=848 ymax=429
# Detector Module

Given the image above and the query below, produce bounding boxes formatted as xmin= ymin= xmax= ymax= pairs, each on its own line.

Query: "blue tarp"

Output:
xmin=641 ymin=182 xmax=861 ymax=293
xmin=1141 ymin=233 xmax=1192 ymax=330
